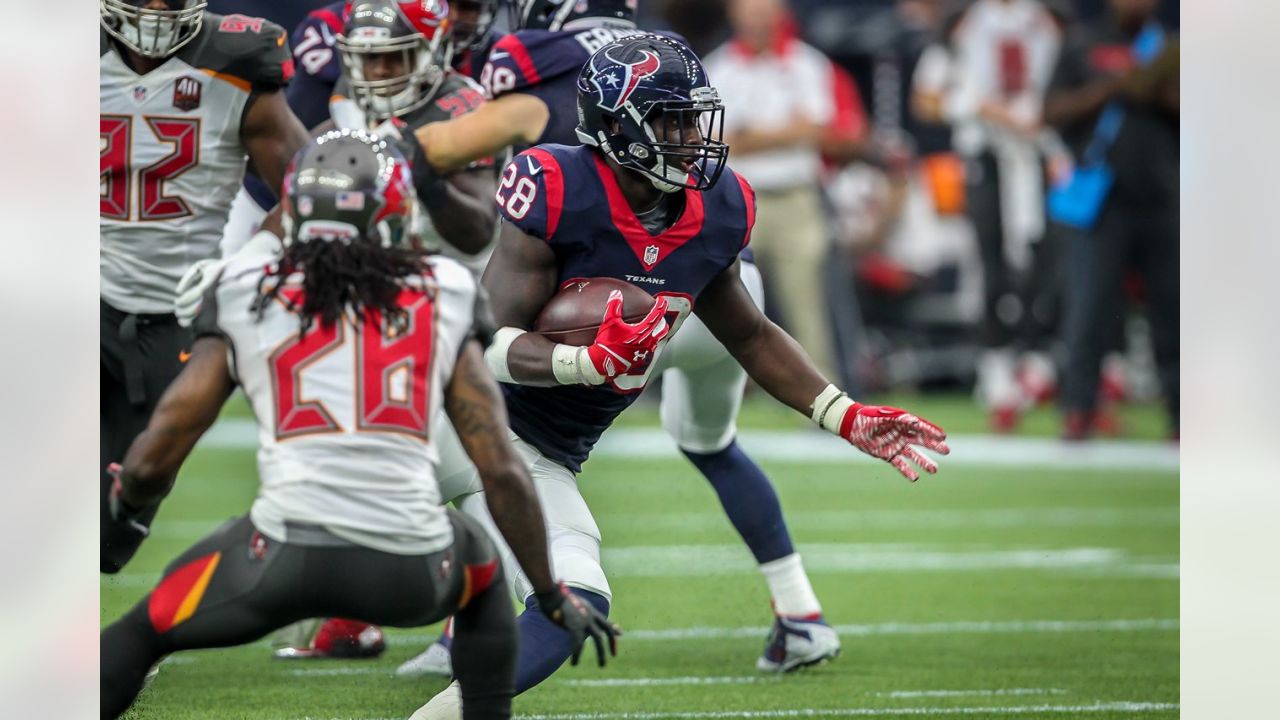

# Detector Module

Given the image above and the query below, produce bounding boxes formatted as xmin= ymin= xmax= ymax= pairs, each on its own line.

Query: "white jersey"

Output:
xmin=195 ymin=252 xmax=483 ymax=554
xmin=100 ymin=16 xmax=291 ymax=313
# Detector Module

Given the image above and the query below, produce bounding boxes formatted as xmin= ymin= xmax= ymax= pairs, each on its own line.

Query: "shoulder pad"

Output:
xmin=182 ymin=14 xmax=294 ymax=91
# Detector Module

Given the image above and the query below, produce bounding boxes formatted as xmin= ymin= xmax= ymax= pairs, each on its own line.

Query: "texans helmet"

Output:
xmin=100 ymin=0 xmax=207 ymax=58
xmin=576 ymin=34 xmax=728 ymax=192
xmin=283 ymin=129 xmax=417 ymax=249
xmin=510 ymin=0 xmax=634 ymax=31
xmin=337 ymin=0 xmax=452 ymax=121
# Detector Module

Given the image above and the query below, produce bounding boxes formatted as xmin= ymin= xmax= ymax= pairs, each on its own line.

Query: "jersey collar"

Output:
xmin=592 ymin=153 xmax=705 ymax=273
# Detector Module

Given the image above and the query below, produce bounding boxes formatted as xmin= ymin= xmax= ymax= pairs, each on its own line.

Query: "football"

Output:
xmin=533 ymin=277 xmax=657 ymax=346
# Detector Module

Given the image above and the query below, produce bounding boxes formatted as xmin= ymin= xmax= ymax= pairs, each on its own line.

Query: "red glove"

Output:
xmin=839 ymin=403 xmax=950 ymax=481
xmin=812 ymin=386 xmax=950 ymax=481
xmin=584 ymin=291 xmax=670 ymax=380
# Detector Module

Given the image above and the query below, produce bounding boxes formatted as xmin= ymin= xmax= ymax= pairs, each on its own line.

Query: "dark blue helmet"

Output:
xmin=575 ymin=34 xmax=728 ymax=192
xmin=510 ymin=0 xmax=634 ymax=31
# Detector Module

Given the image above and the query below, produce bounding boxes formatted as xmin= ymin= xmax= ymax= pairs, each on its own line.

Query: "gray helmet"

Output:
xmin=337 ymin=0 xmax=453 ymax=121
xmin=283 ymin=129 xmax=418 ymax=249
xmin=100 ymin=0 xmax=207 ymax=58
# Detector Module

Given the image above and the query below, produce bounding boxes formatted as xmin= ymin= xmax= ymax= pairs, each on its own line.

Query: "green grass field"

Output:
xmin=102 ymin=395 xmax=1178 ymax=720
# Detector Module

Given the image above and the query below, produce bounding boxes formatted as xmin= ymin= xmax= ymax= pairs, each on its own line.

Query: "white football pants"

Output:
xmin=435 ymin=262 xmax=767 ymax=604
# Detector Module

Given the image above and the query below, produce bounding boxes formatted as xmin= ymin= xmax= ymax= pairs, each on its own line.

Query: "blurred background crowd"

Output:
xmin=642 ymin=0 xmax=1180 ymax=441
xmin=209 ymin=0 xmax=1180 ymax=441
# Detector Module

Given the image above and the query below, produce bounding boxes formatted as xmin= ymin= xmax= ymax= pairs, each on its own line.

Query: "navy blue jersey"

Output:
xmin=480 ymin=26 xmax=666 ymax=149
xmin=496 ymin=144 xmax=757 ymax=472
xmin=285 ymin=1 xmax=349 ymax=128
xmin=453 ymin=29 xmax=505 ymax=83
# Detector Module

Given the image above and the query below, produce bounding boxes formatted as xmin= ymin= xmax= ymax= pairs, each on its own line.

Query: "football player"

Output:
xmin=410 ymin=35 xmax=949 ymax=717
xmin=397 ymin=0 xmax=844 ymax=680
xmin=188 ymin=0 xmax=504 ymax=660
xmin=100 ymin=130 xmax=618 ymax=720
xmin=219 ymin=0 xmax=501 ymax=257
xmin=100 ymin=0 xmax=310 ymax=573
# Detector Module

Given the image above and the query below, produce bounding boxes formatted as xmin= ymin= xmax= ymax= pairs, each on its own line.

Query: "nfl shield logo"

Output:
xmin=132 ymin=85 xmax=147 ymax=103
xmin=297 ymin=196 xmax=314 ymax=217
xmin=643 ymin=244 xmax=659 ymax=266
xmin=173 ymin=76 xmax=202 ymax=111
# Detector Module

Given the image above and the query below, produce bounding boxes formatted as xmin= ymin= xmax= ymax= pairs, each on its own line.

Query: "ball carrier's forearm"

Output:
xmin=697 ymin=260 xmax=949 ymax=480
xmin=723 ymin=314 xmax=832 ymax=418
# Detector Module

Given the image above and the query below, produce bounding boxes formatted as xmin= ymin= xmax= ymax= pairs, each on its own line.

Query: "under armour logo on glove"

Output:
xmin=584 ymin=291 xmax=669 ymax=380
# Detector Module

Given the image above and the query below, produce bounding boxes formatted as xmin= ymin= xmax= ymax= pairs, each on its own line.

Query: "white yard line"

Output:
xmin=562 ymin=677 xmax=769 ymax=687
xmin=197 ymin=421 xmax=1179 ymax=472
xmin=558 ymin=681 xmax=1067 ymax=696
xmin=287 ymin=667 xmax=385 ymax=677
xmin=514 ymin=702 xmax=1179 ymax=719
xmin=104 ymin=545 xmax=1177 ymax=587
xmin=146 ymin=507 xmax=1178 ymax=541
xmin=880 ymin=689 xmax=1066 ymax=699
xmin=379 ymin=618 xmax=1177 ymax=646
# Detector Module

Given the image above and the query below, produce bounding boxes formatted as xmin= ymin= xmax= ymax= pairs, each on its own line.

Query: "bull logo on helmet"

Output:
xmin=591 ymin=48 xmax=661 ymax=113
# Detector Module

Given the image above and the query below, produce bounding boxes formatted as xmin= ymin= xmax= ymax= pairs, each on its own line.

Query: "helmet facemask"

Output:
xmin=639 ymin=89 xmax=728 ymax=193
xmin=100 ymin=0 xmax=207 ymax=58
xmin=583 ymin=87 xmax=729 ymax=193
xmin=339 ymin=29 xmax=449 ymax=122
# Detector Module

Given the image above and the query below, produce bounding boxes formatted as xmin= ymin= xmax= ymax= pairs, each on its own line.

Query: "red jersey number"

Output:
xmin=271 ymin=288 xmax=436 ymax=440
xmin=99 ymin=115 xmax=200 ymax=221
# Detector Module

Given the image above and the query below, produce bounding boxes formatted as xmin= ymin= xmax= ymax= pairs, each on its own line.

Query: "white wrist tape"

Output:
xmin=243 ymin=228 xmax=282 ymax=259
xmin=483 ymin=327 xmax=527 ymax=384
xmin=552 ymin=344 xmax=605 ymax=386
xmin=811 ymin=384 xmax=856 ymax=435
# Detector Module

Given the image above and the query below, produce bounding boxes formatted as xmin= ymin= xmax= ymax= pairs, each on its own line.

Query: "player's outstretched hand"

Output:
xmin=175 ymin=258 xmax=227 ymax=328
xmin=585 ymin=291 xmax=670 ymax=379
xmin=837 ymin=404 xmax=950 ymax=481
xmin=535 ymin=583 xmax=621 ymax=667
xmin=101 ymin=463 xmax=152 ymax=574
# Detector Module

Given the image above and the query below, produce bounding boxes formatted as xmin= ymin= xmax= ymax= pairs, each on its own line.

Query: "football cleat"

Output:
xmin=273 ymin=618 xmax=386 ymax=659
xmin=756 ymin=615 xmax=841 ymax=673
xmin=409 ymin=679 xmax=462 ymax=720
xmin=395 ymin=638 xmax=453 ymax=677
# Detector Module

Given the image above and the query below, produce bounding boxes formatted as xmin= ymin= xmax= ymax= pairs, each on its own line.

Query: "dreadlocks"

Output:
xmin=253 ymin=239 xmax=430 ymax=334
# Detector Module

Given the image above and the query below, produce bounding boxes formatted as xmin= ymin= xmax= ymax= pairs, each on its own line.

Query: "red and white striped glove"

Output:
xmin=811 ymin=385 xmax=950 ymax=481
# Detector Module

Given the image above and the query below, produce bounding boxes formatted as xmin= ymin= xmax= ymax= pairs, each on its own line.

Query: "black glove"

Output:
xmin=534 ymin=582 xmax=621 ymax=667
xmin=101 ymin=463 xmax=152 ymax=574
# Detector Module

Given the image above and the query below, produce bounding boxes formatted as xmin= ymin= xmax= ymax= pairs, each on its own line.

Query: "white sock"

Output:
xmin=759 ymin=553 xmax=822 ymax=618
